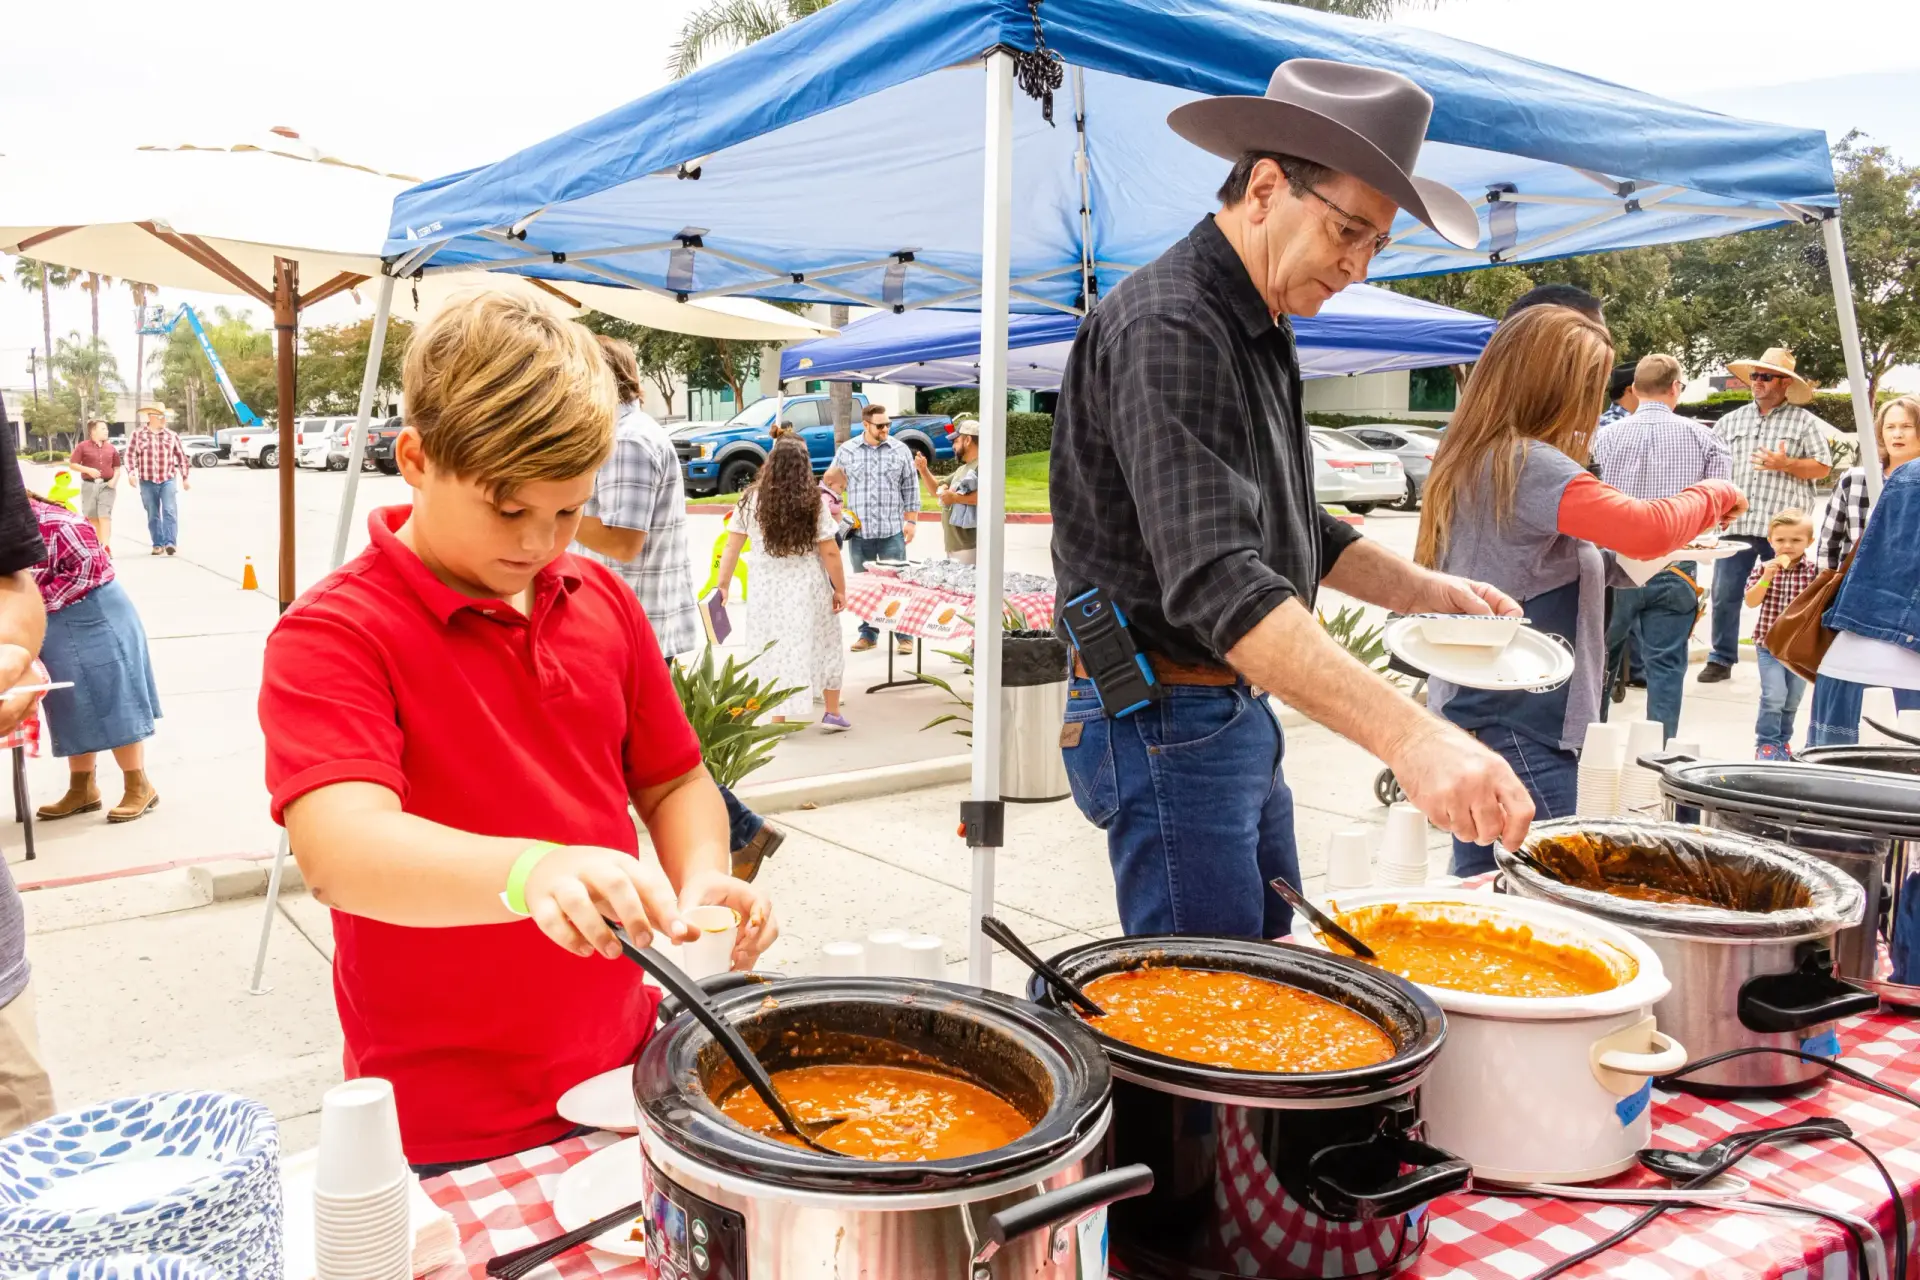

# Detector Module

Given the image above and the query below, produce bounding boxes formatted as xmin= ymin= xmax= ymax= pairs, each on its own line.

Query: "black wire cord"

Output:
xmin=1515 ymin=1045 xmax=1920 ymax=1280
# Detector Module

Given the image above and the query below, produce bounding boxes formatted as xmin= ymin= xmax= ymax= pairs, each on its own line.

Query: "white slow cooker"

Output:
xmin=1294 ymin=888 xmax=1686 ymax=1184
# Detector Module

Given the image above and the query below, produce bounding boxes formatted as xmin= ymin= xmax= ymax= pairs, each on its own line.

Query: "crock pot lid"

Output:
xmin=1500 ymin=817 xmax=1867 ymax=939
xmin=1798 ymin=745 xmax=1920 ymax=778
xmin=1656 ymin=760 xmax=1920 ymax=837
xmin=1029 ymin=935 xmax=1448 ymax=1103
xmin=634 ymin=977 xmax=1112 ymax=1194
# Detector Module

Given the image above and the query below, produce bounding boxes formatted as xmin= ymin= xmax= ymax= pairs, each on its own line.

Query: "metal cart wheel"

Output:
xmin=1373 ymin=767 xmax=1405 ymax=807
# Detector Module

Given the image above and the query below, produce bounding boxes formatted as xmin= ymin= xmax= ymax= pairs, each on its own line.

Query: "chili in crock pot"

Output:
xmin=1333 ymin=906 xmax=1620 ymax=998
xmin=1079 ymin=966 xmax=1394 ymax=1072
xmin=717 ymin=1064 xmax=1032 ymax=1161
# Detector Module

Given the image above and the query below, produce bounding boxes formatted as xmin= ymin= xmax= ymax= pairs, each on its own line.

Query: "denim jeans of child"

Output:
xmin=1753 ymin=646 xmax=1807 ymax=752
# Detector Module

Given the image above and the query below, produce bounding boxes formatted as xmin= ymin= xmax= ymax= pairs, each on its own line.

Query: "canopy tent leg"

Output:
xmin=333 ymin=273 xmax=397 ymax=568
xmin=273 ymin=257 xmax=300 ymax=612
xmin=253 ymin=272 xmax=396 ymax=994
xmin=1821 ymin=216 xmax=1883 ymax=500
xmin=967 ymin=49 xmax=1016 ymax=990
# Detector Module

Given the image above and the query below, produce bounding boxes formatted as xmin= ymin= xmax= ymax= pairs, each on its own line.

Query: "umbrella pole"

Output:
xmin=1821 ymin=216 xmax=1882 ymax=501
xmin=273 ymin=257 xmax=299 ymax=611
xmin=965 ymin=49 xmax=1015 ymax=989
xmin=333 ymin=274 xmax=396 ymax=569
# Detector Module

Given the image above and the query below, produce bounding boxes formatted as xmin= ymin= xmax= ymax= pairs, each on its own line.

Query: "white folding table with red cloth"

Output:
xmin=843 ymin=569 xmax=1055 ymax=643
xmin=424 ymin=1005 xmax=1920 ymax=1280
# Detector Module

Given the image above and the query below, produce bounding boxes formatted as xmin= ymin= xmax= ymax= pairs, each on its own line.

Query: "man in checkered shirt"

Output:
xmin=121 ymin=407 xmax=192 ymax=556
xmin=1593 ymin=354 xmax=1733 ymax=740
xmin=825 ymin=403 xmax=918 ymax=654
xmin=1701 ymin=348 xmax=1832 ymax=683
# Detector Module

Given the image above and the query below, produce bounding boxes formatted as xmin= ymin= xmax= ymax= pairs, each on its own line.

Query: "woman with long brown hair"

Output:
xmin=714 ymin=437 xmax=850 ymax=728
xmin=1417 ymin=306 xmax=1745 ymax=873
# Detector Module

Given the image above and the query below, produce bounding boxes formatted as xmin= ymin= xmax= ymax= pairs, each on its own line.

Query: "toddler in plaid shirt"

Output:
xmin=1743 ymin=509 xmax=1818 ymax=759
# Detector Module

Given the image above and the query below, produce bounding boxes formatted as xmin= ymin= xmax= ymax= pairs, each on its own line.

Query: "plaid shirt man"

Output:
xmin=1593 ymin=402 xmax=1731 ymax=499
xmin=1714 ymin=402 xmax=1832 ymax=537
xmin=122 ymin=423 xmax=192 ymax=484
xmin=574 ymin=404 xmax=701 ymax=657
xmin=29 ymin=496 xmax=114 ymax=612
xmin=830 ymin=436 xmax=918 ymax=540
xmin=1815 ymin=467 xmax=1870 ymax=572
xmin=1745 ymin=553 xmax=1819 ymax=648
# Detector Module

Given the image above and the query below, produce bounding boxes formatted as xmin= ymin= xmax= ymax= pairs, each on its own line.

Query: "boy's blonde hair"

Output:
xmin=403 ymin=289 xmax=616 ymax=497
xmin=1768 ymin=508 xmax=1814 ymax=535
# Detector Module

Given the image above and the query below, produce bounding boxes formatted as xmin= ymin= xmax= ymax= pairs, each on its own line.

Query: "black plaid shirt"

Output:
xmin=1051 ymin=216 xmax=1359 ymax=666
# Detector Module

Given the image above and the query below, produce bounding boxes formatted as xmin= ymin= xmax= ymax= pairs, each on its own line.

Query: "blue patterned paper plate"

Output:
xmin=9 ymin=1255 xmax=223 ymax=1280
xmin=0 ymin=1093 xmax=281 ymax=1277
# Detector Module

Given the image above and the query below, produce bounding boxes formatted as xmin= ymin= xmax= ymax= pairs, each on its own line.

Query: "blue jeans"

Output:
xmin=1061 ymin=679 xmax=1300 ymax=939
xmin=1708 ymin=536 xmax=1769 ymax=666
xmin=1605 ymin=567 xmax=1699 ymax=741
xmin=1754 ymin=646 xmax=1808 ymax=752
xmin=846 ymin=531 xmax=907 ymax=642
xmin=1450 ymin=725 xmax=1579 ymax=876
xmin=138 ymin=477 xmax=179 ymax=549
xmin=1808 ymin=676 xmax=1920 ymax=747
xmin=720 ymin=784 xmax=763 ymax=852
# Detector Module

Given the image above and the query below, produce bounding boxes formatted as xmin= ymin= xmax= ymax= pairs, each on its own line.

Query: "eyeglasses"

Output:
xmin=1300 ymin=185 xmax=1393 ymax=257
xmin=1747 ymin=372 xmax=1782 ymax=385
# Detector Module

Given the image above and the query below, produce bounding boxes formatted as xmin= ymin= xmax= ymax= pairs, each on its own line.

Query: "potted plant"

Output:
xmin=670 ymin=645 xmax=807 ymax=789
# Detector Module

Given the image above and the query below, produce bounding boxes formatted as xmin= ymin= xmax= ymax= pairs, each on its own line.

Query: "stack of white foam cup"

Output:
xmin=1377 ymin=803 xmax=1431 ymax=888
xmin=314 ymin=1078 xmax=410 ymax=1280
xmin=1578 ymin=721 xmax=1629 ymax=817
xmin=1616 ymin=720 xmax=1667 ymax=816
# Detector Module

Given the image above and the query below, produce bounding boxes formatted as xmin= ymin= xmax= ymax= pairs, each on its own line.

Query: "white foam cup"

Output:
xmin=865 ymin=928 xmax=911 ymax=977
xmin=314 ymin=1077 xmax=407 ymax=1200
xmin=817 ymin=940 xmax=866 ymax=976
xmin=1624 ymin=720 xmax=1665 ymax=770
xmin=1581 ymin=720 xmax=1629 ymax=768
xmin=1380 ymin=803 xmax=1430 ymax=868
xmin=900 ymin=935 xmax=946 ymax=980
xmin=1326 ymin=828 xmax=1372 ymax=889
xmin=677 ymin=904 xmax=739 ymax=981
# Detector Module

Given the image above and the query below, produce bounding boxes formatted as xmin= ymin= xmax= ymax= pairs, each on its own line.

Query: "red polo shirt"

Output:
xmin=259 ymin=505 xmax=700 ymax=1164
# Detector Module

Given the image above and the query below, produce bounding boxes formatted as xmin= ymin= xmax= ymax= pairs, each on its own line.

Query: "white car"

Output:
xmin=180 ymin=435 xmax=220 ymax=469
xmin=1311 ymin=428 xmax=1406 ymax=514
xmin=295 ymin=418 xmax=357 ymax=470
xmin=233 ymin=418 xmax=334 ymax=469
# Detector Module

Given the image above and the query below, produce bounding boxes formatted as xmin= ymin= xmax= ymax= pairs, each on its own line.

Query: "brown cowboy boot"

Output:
xmin=37 ymin=772 xmax=101 ymax=820
xmin=731 ymin=823 xmax=785 ymax=883
xmin=108 ymin=770 xmax=160 ymax=823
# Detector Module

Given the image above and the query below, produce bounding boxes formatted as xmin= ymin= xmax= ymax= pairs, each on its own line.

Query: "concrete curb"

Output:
xmin=737 ymin=755 xmax=973 ymax=815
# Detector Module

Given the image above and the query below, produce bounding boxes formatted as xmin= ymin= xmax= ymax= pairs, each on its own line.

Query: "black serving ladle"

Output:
xmin=607 ymin=922 xmax=849 ymax=1156
xmin=980 ymin=915 xmax=1105 ymax=1017
xmin=1866 ymin=715 xmax=1920 ymax=746
xmin=1268 ymin=878 xmax=1377 ymax=961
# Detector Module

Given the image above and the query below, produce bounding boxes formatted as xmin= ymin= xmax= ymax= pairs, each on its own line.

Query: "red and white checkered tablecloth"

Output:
xmin=426 ymin=1011 xmax=1920 ymax=1280
xmin=844 ymin=571 xmax=1054 ymax=642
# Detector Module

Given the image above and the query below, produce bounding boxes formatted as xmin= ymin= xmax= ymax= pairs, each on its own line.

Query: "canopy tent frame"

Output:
xmin=335 ymin=0 xmax=1883 ymax=989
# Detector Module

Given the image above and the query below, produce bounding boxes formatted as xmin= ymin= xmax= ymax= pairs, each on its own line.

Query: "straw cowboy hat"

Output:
xmin=1167 ymin=59 xmax=1480 ymax=250
xmin=1726 ymin=347 xmax=1817 ymax=406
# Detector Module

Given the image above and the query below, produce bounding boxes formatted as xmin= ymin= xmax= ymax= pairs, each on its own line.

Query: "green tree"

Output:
xmin=149 ymin=307 xmax=276 ymax=428
xmin=9 ymin=256 xmax=81 ymax=395
xmin=50 ymin=333 xmax=122 ymax=421
xmin=296 ymin=316 xmax=414 ymax=414
xmin=684 ymin=338 xmax=761 ymax=410
xmin=578 ymin=313 xmax=697 ymax=415
xmin=1672 ymin=133 xmax=1919 ymax=401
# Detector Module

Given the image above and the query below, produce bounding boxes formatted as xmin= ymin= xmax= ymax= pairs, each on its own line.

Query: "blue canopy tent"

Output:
xmin=779 ymin=283 xmax=1497 ymax=389
xmin=320 ymin=0 xmax=1874 ymax=984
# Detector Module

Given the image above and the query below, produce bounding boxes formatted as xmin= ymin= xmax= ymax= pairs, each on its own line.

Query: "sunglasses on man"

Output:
xmin=1748 ymin=372 xmax=1782 ymax=385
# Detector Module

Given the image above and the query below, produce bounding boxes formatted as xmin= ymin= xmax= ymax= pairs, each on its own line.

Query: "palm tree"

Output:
xmin=10 ymin=257 xmax=81 ymax=395
xmin=79 ymin=271 xmax=112 ymax=343
xmin=50 ymin=333 xmax=123 ymax=423
xmin=127 ymin=280 xmax=157 ymax=421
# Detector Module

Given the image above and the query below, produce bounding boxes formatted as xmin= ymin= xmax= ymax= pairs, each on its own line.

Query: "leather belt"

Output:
xmin=1073 ymin=651 xmax=1243 ymax=687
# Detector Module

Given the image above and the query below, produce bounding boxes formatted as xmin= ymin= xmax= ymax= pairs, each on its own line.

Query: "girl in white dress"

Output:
xmin=714 ymin=437 xmax=850 ymax=728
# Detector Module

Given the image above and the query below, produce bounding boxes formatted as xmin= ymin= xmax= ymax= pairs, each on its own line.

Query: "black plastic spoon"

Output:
xmin=607 ymin=923 xmax=848 ymax=1156
xmin=1268 ymin=878 xmax=1377 ymax=961
xmin=980 ymin=915 xmax=1106 ymax=1018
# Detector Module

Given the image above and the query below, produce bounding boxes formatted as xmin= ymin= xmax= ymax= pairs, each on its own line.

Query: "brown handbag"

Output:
xmin=1769 ymin=549 xmax=1855 ymax=683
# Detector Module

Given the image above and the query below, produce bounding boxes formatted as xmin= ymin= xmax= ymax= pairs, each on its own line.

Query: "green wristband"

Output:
xmin=502 ymin=842 xmax=561 ymax=918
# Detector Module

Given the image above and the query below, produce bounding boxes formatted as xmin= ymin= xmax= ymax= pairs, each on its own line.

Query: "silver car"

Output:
xmin=1331 ymin=424 xmax=1443 ymax=511
xmin=1310 ymin=429 xmax=1405 ymax=515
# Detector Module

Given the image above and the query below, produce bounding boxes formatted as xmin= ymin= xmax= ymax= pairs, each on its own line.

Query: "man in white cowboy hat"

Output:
xmin=1052 ymin=59 xmax=1535 ymax=942
xmin=1699 ymin=347 xmax=1832 ymax=684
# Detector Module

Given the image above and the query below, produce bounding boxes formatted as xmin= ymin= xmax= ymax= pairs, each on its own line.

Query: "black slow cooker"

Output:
xmin=1029 ymin=936 xmax=1469 ymax=1280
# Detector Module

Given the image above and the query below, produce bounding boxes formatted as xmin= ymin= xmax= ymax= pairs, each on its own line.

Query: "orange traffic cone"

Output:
xmin=241 ymin=557 xmax=258 ymax=591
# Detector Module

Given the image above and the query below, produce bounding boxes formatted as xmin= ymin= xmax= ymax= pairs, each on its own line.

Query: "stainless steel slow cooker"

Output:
xmin=1497 ymin=818 xmax=1875 ymax=1094
xmin=1641 ymin=752 xmax=1920 ymax=987
xmin=1800 ymin=744 xmax=1920 ymax=999
xmin=633 ymin=975 xmax=1149 ymax=1280
xmin=1029 ymin=936 xmax=1469 ymax=1280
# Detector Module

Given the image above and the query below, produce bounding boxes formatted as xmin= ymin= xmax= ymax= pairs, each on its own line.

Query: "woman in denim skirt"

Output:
xmin=28 ymin=495 xmax=162 ymax=822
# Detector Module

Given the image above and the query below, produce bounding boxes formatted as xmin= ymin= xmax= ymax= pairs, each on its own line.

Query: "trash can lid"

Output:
xmin=1646 ymin=754 xmax=1920 ymax=839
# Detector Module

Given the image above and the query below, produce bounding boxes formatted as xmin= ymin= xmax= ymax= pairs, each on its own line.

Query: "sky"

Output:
xmin=5 ymin=0 xmax=1917 ymax=400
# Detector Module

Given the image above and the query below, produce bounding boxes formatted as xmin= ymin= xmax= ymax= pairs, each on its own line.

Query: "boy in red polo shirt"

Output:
xmin=259 ymin=290 xmax=777 ymax=1170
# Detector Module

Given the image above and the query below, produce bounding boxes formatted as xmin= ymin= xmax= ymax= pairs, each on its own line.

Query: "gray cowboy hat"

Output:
xmin=1168 ymin=59 xmax=1481 ymax=250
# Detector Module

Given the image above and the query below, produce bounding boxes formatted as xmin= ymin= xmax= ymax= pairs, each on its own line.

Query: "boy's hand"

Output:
xmin=677 ymin=869 xmax=780 ymax=971
xmin=524 ymin=845 xmax=693 ymax=959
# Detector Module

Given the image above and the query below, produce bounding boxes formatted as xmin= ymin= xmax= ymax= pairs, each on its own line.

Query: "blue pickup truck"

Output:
xmin=673 ymin=394 xmax=956 ymax=495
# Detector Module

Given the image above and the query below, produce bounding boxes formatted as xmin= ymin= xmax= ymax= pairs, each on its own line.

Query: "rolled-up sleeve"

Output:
xmin=1104 ymin=315 xmax=1301 ymax=657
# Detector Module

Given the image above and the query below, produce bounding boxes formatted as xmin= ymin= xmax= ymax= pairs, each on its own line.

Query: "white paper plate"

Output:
xmin=556 ymin=1067 xmax=639 ymax=1135
xmin=1615 ymin=539 xmax=1746 ymax=586
xmin=30 ymin=1157 xmax=224 ymax=1213
xmin=1383 ymin=617 xmax=1574 ymax=692
xmin=551 ymin=1137 xmax=646 ymax=1259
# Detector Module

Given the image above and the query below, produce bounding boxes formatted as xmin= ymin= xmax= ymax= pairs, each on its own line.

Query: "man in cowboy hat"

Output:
xmin=1699 ymin=348 xmax=1832 ymax=684
xmin=1052 ymin=59 xmax=1534 ymax=942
